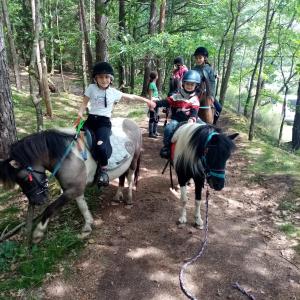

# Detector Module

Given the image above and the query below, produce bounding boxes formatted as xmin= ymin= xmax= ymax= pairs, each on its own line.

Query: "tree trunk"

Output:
xmin=0 ymin=15 xmax=17 ymax=159
xmin=118 ymin=0 xmax=126 ymax=88
xmin=156 ymin=0 xmax=166 ymax=92
xmin=39 ymin=38 xmax=52 ymax=117
xmin=142 ymin=0 xmax=157 ymax=96
xmin=237 ymin=45 xmax=246 ymax=114
xmin=79 ymin=2 xmax=88 ymax=92
xmin=1 ymin=0 xmax=22 ymax=90
xmin=79 ymin=0 xmax=93 ymax=81
xmin=130 ymin=57 xmax=135 ymax=94
xmin=49 ymin=0 xmax=55 ymax=75
xmin=29 ymin=0 xmax=43 ymax=132
xmin=215 ymin=4 xmax=234 ymax=98
xmin=95 ymin=0 xmax=109 ymax=62
xmin=56 ymin=0 xmax=66 ymax=91
xmin=219 ymin=0 xmax=242 ymax=105
xmin=278 ymin=85 xmax=288 ymax=145
xmin=248 ymin=0 xmax=271 ymax=141
xmin=244 ymin=43 xmax=261 ymax=117
xmin=292 ymin=79 xmax=300 ymax=150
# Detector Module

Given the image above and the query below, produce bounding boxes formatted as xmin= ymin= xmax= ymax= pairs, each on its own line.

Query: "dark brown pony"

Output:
xmin=197 ymin=77 xmax=215 ymax=124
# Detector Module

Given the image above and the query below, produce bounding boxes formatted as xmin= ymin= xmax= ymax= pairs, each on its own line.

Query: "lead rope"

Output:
xmin=179 ymin=188 xmax=210 ymax=300
xmin=179 ymin=187 xmax=256 ymax=300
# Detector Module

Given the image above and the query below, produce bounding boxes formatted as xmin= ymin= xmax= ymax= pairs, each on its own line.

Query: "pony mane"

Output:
xmin=9 ymin=129 xmax=74 ymax=166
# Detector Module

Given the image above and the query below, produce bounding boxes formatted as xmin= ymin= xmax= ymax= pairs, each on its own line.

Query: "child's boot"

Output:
xmin=153 ymin=122 xmax=159 ymax=137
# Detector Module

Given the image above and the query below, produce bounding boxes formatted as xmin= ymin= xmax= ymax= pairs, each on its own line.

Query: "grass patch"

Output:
xmin=279 ymin=223 xmax=300 ymax=237
xmin=0 ymin=227 xmax=83 ymax=295
xmin=127 ymin=108 xmax=147 ymax=119
xmin=0 ymin=189 xmax=20 ymax=204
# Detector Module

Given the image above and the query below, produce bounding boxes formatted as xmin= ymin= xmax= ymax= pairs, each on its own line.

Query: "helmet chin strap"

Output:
xmin=183 ymin=88 xmax=194 ymax=94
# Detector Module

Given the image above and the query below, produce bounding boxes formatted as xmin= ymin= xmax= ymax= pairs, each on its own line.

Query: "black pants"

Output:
xmin=85 ymin=115 xmax=112 ymax=166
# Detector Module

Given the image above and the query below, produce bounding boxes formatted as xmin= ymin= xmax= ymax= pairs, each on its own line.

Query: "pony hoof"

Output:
xmin=194 ymin=223 xmax=204 ymax=229
xmin=32 ymin=236 xmax=43 ymax=244
xmin=111 ymin=200 xmax=121 ymax=206
xmin=77 ymin=231 xmax=91 ymax=239
xmin=176 ymin=221 xmax=186 ymax=228
xmin=125 ymin=203 xmax=133 ymax=209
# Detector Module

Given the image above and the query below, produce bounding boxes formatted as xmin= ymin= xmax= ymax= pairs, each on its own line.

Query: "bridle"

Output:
xmin=201 ymin=131 xmax=225 ymax=180
xmin=19 ymin=166 xmax=49 ymax=204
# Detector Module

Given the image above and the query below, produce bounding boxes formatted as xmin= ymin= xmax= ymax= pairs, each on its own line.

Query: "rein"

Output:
xmin=50 ymin=120 xmax=85 ymax=178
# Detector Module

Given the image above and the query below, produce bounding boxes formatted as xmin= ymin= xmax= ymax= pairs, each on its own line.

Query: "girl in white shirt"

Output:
xmin=77 ymin=62 xmax=149 ymax=187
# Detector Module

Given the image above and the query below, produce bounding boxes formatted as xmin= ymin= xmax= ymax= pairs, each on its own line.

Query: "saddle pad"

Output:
xmin=107 ymin=124 xmax=134 ymax=171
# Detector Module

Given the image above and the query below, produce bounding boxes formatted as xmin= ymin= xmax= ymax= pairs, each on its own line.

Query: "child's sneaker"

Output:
xmin=160 ymin=146 xmax=170 ymax=159
xmin=97 ymin=169 xmax=109 ymax=187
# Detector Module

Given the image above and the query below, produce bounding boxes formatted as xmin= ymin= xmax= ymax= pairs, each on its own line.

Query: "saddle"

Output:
xmin=80 ymin=121 xmax=134 ymax=171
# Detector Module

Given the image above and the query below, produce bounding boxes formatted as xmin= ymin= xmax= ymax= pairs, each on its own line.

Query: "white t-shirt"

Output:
xmin=84 ymin=84 xmax=123 ymax=118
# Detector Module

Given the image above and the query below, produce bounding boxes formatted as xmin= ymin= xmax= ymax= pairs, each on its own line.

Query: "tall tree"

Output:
xmin=248 ymin=0 xmax=271 ymax=141
xmin=95 ymin=0 xmax=109 ymax=62
xmin=219 ymin=0 xmax=243 ymax=105
xmin=79 ymin=0 xmax=93 ymax=80
xmin=1 ymin=0 xmax=22 ymax=90
xmin=141 ymin=0 xmax=157 ymax=96
xmin=292 ymin=79 xmax=300 ymax=150
xmin=118 ymin=0 xmax=126 ymax=88
xmin=156 ymin=0 xmax=166 ymax=92
xmin=29 ymin=0 xmax=43 ymax=132
xmin=0 ymin=14 xmax=17 ymax=159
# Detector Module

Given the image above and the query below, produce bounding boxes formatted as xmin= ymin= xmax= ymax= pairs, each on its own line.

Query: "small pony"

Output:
xmin=0 ymin=118 xmax=142 ymax=242
xmin=171 ymin=123 xmax=237 ymax=228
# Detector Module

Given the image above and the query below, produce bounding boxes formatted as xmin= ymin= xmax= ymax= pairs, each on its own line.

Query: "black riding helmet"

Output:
xmin=92 ymin=62 xmax=114 ymax=78
xmin=193 ymin=47 xmax=209 ymax=58
xmin=173 ymin=56 xmax=184 ymax=65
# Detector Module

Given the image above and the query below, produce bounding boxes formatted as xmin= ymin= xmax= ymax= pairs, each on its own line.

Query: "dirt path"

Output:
xmin=34 ymin=114 xmax=299 ymax=300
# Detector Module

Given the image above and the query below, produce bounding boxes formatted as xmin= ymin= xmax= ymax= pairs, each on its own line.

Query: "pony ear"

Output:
xmin=9 ymin=160 xmax=21 ymax=169
xmin=228 ymin=133 xmax=239 ymax=140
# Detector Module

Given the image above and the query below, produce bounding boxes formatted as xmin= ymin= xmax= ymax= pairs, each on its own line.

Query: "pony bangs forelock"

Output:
xmin=10 ymin=132 xmax=49 ymax=166
xmin=0 ymin=159 xmax=17 ymax=189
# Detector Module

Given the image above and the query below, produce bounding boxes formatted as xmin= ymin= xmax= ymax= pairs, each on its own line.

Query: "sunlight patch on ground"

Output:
xmin=45 ymin=281 xmax=74 ymax=298
xmin=247 ymin=148 xmax=263 ymax=155
xmin=149 ymin=292 xmax=179 ymax=300
xmin=148 ymin=270 xmax=177 ymax=283
xmin=205 ymin=270 xmax=222 ymax=280
xmin=126 ymin=246 xmax=164 ymax=259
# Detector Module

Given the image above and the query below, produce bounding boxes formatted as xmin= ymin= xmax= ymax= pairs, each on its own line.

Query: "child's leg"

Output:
xmin=148 ymin=110 xmax=157 ymax=138
xmin=160 ymin=120 xmax=178 ymax=158
xmin=153 ymin=107 xmax=160 ymax=135
xmin=94 ymin=125 xmax=112 ymax=186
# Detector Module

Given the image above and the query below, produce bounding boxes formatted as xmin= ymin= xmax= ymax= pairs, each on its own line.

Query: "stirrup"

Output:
xmin=98 ymin=170 xmax=109 ymax=187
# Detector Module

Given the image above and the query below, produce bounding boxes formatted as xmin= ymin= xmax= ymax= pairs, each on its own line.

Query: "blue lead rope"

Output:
xmin=50 ymin=120 xmax=85 ymax=178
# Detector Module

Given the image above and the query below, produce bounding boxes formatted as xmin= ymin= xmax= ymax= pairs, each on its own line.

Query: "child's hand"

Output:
xmin=187 ymin=118 xmax=194 ymax=124
xmin=74 ymin=115 xmax=82 ymax=128
xmin=147 ymin=100 xmax=157 ymax=110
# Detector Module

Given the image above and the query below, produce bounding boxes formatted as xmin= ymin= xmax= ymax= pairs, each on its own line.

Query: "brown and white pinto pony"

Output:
xmin=0 ymin=118 xmax=142 ymax=243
